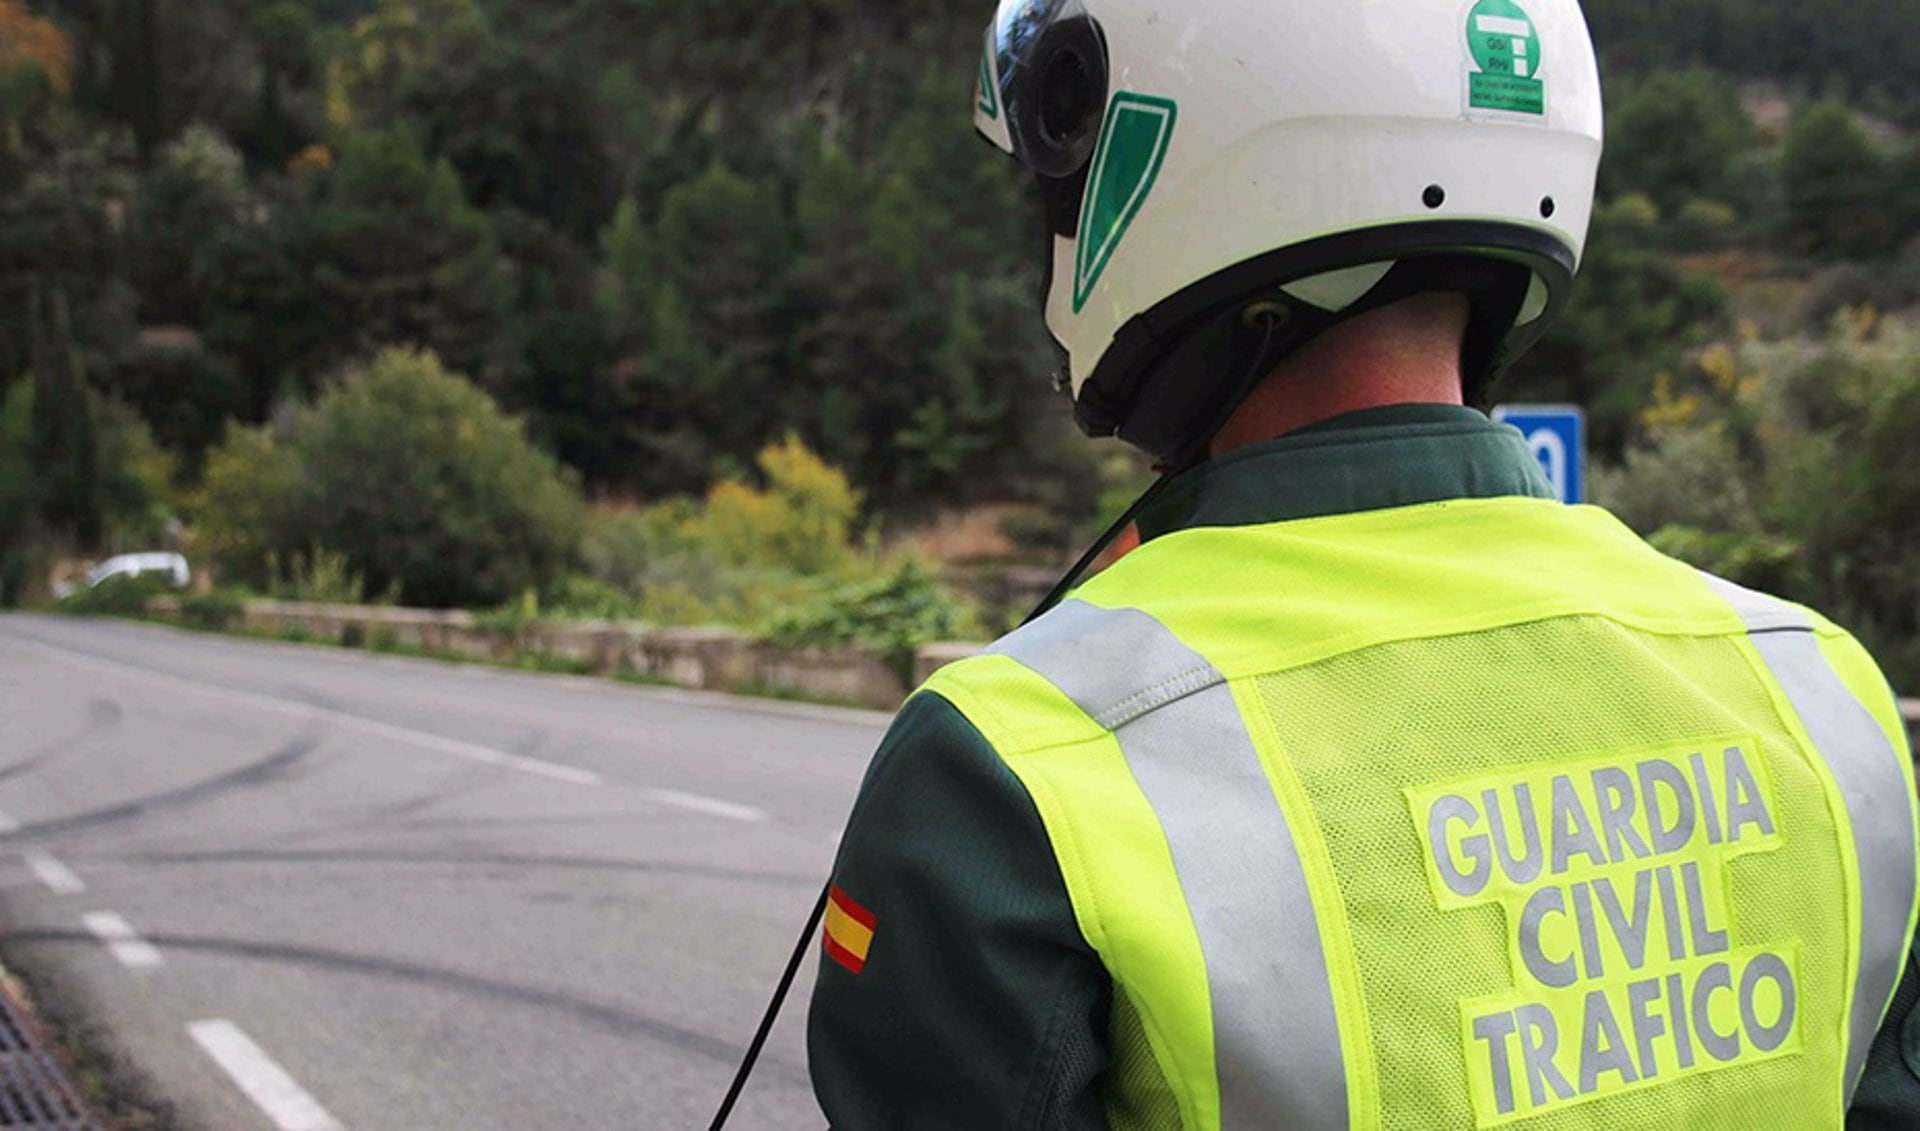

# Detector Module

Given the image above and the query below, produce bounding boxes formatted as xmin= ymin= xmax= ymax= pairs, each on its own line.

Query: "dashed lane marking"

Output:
xmin=12 ymin=639 xmax=604 ymax=787
xmin=82 ymin=911 xmax=163 ymax=969
xmin=646 ymin=789 xmax=768 ymax=823
xmin=24 ymin=851 xmax=84 ymax=894
xmin=189 ymin=1019 xmax=345 ymax=1131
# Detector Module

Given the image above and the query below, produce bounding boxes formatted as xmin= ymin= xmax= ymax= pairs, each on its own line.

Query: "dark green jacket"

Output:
xmin=807 ymin=404 xmax=1920 ymax=1129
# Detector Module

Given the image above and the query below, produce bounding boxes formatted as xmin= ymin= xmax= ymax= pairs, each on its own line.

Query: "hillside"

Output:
xmin=3 ymin=0 xmax=1920 ymax=679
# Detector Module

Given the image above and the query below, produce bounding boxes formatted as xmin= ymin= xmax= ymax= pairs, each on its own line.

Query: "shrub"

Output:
xmin=1781 ymin=103 xmax=1892 ymax=259
xmin=474 ymin=589 xmax=543 ymax=641
xmin=542 ymin=574 xmax=638 ymax=621
xmin=638 ymin=582 xmax=714 ymax=627
xmin=178 ymin=588 xmax=247 ymax=631
xmin=57 ymin=574 xmax=167 ymax=617
xmin=1593 ymin=321 xmax=1920 ymax=689
xmin=697 ymin=434 xmax=861 ymax=575
xmin=266 ymin=545 xmax=369 ymax=605
xmin=576 ymin=438 xmax=873 ymax=628
xmin=762 ymin=558 xmax=980 ymax=684
xmin=579 ymin=501 xmax=704 ymax=597
xmin=1600 ymin=70 xmax=1752 ymax=217
xmin=194 ymin=422 xmax=299 ymax=584
xmin=194 ymin=348 xmax=585 ymax=608
xmin=1669 ymin=198 xmax=1740 ymax=249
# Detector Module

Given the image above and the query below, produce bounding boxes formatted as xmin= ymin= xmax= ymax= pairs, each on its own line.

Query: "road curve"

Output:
xmin=0 ymin=613 xmax=886 ymax=1129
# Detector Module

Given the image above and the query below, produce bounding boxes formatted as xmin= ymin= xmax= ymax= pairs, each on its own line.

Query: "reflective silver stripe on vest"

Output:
xmin=1701 ymin=571 xmax=1918 ymax=1101
xmin=989 ymin=599 xmax=1347 ymax=1130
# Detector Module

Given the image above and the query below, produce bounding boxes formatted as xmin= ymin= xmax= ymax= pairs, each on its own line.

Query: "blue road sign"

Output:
xmin=1493 ymin=404 xmax=1585 ymax=504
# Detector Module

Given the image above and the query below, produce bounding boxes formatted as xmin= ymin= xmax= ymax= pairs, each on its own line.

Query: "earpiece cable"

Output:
xmin=709 ymin=310 xmax=1281 ymax=1129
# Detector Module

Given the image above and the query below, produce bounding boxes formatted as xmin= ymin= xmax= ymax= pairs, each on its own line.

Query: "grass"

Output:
xmin=612 ymin=668 xmax=672 ymax=687
xmin=509 ymin=652 xmax=596 ymax=676
xmin=734 ymin=679 xmax=873 ymax=711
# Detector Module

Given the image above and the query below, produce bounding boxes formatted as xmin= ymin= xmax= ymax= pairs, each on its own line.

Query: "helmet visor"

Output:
xmin=985 ymin=0 xmax=1107 ymax=178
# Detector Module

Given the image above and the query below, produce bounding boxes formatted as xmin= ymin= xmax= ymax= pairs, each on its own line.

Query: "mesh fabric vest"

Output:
xmin=926 ymin=497 xmax=1917 ymax=1131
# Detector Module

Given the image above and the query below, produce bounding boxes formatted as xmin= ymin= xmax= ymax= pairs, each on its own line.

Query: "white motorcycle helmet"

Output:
xmin=975 ymin=0 xmax=1604 ymax=464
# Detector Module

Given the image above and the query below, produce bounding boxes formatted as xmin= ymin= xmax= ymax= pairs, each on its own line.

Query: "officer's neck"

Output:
xmin=1210 ymin=293 xmax=1469 ymax=457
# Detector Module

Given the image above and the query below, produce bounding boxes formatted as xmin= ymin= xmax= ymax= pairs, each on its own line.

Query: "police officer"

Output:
xmin=808 ymin=1 xmax=1920 ymax=1127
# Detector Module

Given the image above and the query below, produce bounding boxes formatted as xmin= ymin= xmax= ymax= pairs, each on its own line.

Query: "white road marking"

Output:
xmin=645 ymin=789 xmax=767 ymax=823
xmin=188 ymin=1020 xmax=345 ymax=1131
xmin=24 ymin=851 xmax=84 ymax=894
xmin=13 ymin=640 xmax=603 ymax=786
xmin=0 ymin=809 xmax=18 ymax=834
xmin=82 ymin=911 xmax=162 ymax=969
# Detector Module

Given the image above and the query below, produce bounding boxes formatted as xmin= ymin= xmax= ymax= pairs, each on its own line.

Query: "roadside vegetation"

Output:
xmin=59 ymin=347 xmax=978 ymax=673
xmin=4 ymin=0 xmax=1920 ymax=687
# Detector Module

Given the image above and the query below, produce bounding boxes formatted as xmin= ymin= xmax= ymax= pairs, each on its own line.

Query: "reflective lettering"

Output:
xmin=1639 ymin=758 xmax=1696 ymax=854
xmin=1571 ymin=881 xmax=1605 ymax=979
xmin=1681 ymin=861 xmax=1729 ymax=955
xmin=1593 ymin=767 xmax=1650 ymax=862
xmin=1456 ymin=948 xmax=1799 ymax=1122
xmin=1689 ymin=751 xmax=1724 ymax=845
xmin=1486 ymin=784 xmax=1544 ymax=884
xmin=1626 ymin=977 xmax=1666 ymax=1079
xmin=1665 ymin=972 xmax=1695 ymax=1069
xmin=1472 ymin=1011 xmax=1520 ymax=1115
xmin=1595 ymin=869 xmax=1654 ymax=969
xmin=1516 ymin=1003 xmax=1573 ymax=1108
xmin=1578 ymin=988 xmax=1639 ymax=1091
xmin=1414 ymin=742 xmax=1797 ymax=1125
xmin=1741 ymin=952 xmax=1796 ymax=1052
xmin=1692 ymin=962 xmax=1741 ymax=1062
xmin=1723 ymin=748 xmax=1775 ymax=842
xmin=1655 ymin=865 xmax=1686 ymax=962
xmin=1520 ymin=886 xmax=1577 ymax=988
xmin=1430 ymin=794 xmax=1490 ymax=898
xmin=1551 ymin=773 xmax=1606 ymax=872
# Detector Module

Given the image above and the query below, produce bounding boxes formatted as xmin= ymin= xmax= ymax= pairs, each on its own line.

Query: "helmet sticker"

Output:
xmin=977 ymin=44 xmax=1000 ymax=120
xmin=1465 ymin=0 xmax=1545 ymax=116
xmin=1072 ymin=92 xmax=1178 ymax=313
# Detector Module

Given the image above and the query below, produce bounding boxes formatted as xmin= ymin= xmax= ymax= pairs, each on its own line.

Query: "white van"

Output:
xmin=53 ymin=552 xmax=192 ymax=599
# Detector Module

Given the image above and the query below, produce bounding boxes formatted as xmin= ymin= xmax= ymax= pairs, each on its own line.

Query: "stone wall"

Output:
xmin=141 ymin=596 xmax=1920 ymax=745
xmin=148 ymin=596 xmax=907 ymax=710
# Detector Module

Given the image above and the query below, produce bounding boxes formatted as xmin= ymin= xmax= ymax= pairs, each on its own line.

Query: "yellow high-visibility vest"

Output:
xmin=923 ymin=497 xmax=1918 ymax=1130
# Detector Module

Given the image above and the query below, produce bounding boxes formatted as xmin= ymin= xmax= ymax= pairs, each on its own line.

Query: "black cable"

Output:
xmin=708 ymin=882 xmax=831 ymax=1131
xmin=1020 ymin=310 xmax=1282 ymax=623
xmin=706 ymin=484 xmax=1162 ymax=1127
xmin=709 ymin=311 xmax=1283 ymax=1128
xmin=1018 ymin=468 xmax=1177 ymax=627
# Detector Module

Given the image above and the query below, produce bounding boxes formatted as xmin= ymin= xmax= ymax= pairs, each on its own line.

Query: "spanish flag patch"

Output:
xmin=823 ymin=884 xmax=876 ymax=974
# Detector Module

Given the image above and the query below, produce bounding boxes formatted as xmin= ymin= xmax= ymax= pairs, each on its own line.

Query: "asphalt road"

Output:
xmin=0 ymin=613 xmax=888 ymax=1130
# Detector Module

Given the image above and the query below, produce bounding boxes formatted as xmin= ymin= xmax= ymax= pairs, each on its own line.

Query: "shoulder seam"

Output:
xmin=1093 ymin=664 xmax=1222 ymax=731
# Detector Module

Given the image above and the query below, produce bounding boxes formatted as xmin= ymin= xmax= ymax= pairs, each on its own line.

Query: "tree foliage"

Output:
xmin=0 ymin=0 xmax=71 ymax=131
xmin=1594 ymin=324 xmax=1920 ymax=689
xmin=1587 ymin=0 xmax=1920 ymax=121
xmin=1600 ymin=70 xmax=1753 ymax=219
xmin=1508 ymin=197 xmax=1731 ymax=453
xmin=196 ymin=348 xmax=584 ymax=607
xmin=1780 ymin=103 xmax=1891 ymax=259
xmin=0 ymin=0 xmax=1917 ymax=674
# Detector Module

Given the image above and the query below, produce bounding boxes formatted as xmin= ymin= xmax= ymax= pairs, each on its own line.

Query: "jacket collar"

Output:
xmin=1136 ymin=403 xmax=1556 ymax=541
